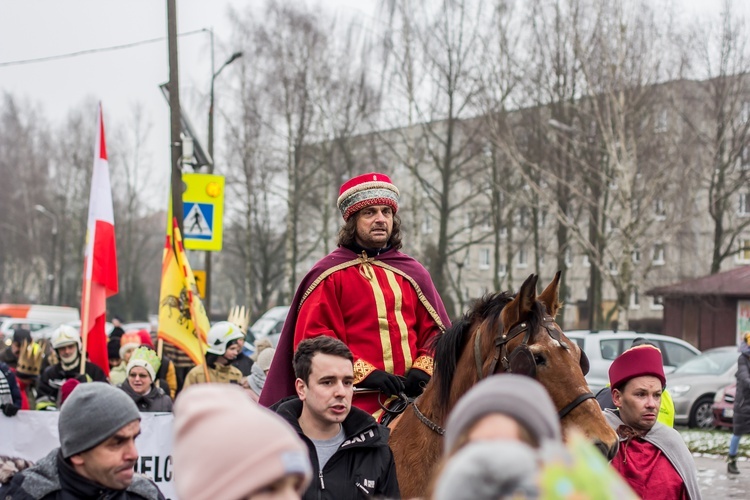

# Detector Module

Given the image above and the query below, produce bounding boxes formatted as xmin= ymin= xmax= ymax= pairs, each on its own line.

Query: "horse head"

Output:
xmin=441 ymin=272 xmax=618 ymax=459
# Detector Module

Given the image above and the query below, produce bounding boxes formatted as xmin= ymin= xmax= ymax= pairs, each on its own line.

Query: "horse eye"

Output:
xmin=534 ymin=354 xmax=546 ymax=366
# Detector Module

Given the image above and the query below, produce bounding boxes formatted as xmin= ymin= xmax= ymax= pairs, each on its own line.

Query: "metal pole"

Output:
xmin=34 ymin=205 xmax=58 ymax=305
xmin=50 ymin=224 xmax=58 ymax=304
xmin=167 ymin=0 xmax=183 ymax=234
xmin=204 ymin=48 xmax=242 ymax=317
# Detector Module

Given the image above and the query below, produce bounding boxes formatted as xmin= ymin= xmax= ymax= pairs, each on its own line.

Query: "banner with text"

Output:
xmin=0 ymin=411 xmax=176 ymax=499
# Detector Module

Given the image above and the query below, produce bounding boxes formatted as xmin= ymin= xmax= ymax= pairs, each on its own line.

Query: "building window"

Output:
xmin=421 ymin=214 xmax=433 ymax=234
xmin=741 ymin=146 xmax=750 ymax=171
xmin=518 ymin=207 xmax=529 ymax=228
xmin=497 ymin=263 xmax=507 ymax=277
xmin=741 ymin=101 xmax=750 ymax=124
xmin=517 ymin=248 xmax=528 ymax=268
xmin=653 ymin=244 xmax=665 ymax=265
xmin=479 ymin=248 xmax=490 ymax=270
xmin=582 ymin=254 xmax=591 ymax=267
xmin=499 ymin=226 xmax=508 ymax=238
xmin=738 ymin=239 xmax=750 ymax=263
xmin=630 ymin=289 xmax=640 ymax=309
xmin=632 ymin=247 xmax=641 ymax=264
xmin=650 ymin=295 xmax=664 ymax=311
xmin=654 ymin=199 xmax=666 ymax=220
xmin=655 ymin=109 xmax=668 ymax=133
xmin=739 ymin=193 xmax=750 ymax=216
xmin=564 ymin=247 xmax=572 ymax=267
xmin=608 ymin=261 xmax=618 ymax=275
xmin=481 ymin=211 xmax=492 ymax=231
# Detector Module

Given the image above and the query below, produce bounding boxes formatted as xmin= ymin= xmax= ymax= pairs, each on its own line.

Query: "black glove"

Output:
xmin=404 ymin=369 xmax=431 ymax=398
xmin=75 ymin=374 xmax=89 ymax=383
xmin=1 ymin=403 xmax=19 ymax=417
xmin=357 ymin=370 xmax=405 ymax=397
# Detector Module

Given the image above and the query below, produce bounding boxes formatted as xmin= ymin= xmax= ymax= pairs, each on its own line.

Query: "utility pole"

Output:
xmin=167 ymin=0 xmax=183 ymax=234
xmin=204 ymin=33 xmax=242 ymax=316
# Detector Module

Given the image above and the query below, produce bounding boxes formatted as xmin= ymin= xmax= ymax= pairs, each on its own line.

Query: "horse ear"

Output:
xmin=538 ymin=270 xmax=562 ymax=318
xmin=513 ymin=274 xmax=539 ymax=320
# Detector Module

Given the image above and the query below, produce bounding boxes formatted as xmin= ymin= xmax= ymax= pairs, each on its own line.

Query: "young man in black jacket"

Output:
xmin=274 ymin=336 xmax=399 ymax=499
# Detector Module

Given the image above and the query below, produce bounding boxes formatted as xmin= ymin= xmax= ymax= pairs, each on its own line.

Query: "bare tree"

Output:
xmin=682 ymin=0 xmax=750 ymax=274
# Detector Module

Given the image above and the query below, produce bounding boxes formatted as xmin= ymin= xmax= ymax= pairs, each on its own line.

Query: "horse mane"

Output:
xmin=432 ymin=292 xmax=512 ymax=407
xmin=431 ymin=291 xmax=548 ymax=412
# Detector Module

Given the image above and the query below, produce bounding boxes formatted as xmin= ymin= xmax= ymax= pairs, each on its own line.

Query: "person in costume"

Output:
xmin=260 ymin=172 xmax=450 ymax=419
xmin=604 ymin=344 xmax=701 ymax=499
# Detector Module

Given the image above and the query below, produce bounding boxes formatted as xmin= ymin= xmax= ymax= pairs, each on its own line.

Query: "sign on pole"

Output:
xmin=181 ymin=173 xmax=224 ymax=251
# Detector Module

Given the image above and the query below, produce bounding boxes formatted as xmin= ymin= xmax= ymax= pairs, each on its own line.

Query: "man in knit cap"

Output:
xmin=173 ymin=384 xmax=312 ymax=500
xmin=0 ymin=382 xmax=164 ymax=499
xmin=262 ymin=172 xmax=450 ymax=419
xmin=604 ymin=344 xmax=701 ymax=499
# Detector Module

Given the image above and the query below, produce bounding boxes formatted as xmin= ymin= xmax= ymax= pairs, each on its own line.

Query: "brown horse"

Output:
xmin=388 ymin=272 xmax=619 ymax=498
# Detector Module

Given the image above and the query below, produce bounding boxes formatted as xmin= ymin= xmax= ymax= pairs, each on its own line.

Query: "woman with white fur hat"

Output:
xmin=118 ymin=347 xmax=173 ymax=412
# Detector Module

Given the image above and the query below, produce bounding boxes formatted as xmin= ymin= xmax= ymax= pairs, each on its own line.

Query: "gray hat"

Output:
xmin=434 ymin=441 xmax=539 ymax=500
xmin=444 ymin=374 xmax=561 ymax=453
xmin=59 ymin=382 xmax=141 ymax=458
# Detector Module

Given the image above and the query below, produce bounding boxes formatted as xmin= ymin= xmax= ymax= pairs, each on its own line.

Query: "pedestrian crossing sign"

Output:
xmin=181 ymin=173 xmax=224 ymax=251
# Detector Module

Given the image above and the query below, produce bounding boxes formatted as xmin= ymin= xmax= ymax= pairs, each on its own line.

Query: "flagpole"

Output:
xmin=80 ymin=275 xmax=93 ymax=376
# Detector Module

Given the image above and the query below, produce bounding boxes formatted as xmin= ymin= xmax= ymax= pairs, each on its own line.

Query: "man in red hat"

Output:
xmin=604 ymin=345 xmax=701 ymax=499
xmin=261 ymin=172 xmax=450 ymax=419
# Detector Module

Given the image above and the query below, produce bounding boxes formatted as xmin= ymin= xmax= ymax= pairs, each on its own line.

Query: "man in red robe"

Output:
xmin=261 ymin=172 xmax=450 ymax=419
xmin=604 ymin=345 xmax=701 ymax=499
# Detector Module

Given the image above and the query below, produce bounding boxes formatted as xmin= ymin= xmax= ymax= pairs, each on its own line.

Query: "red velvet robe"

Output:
xmin=295 ymin=263 xmax=439 ymax=417
xmin=612 ymin=437 xmax=689 ymax=500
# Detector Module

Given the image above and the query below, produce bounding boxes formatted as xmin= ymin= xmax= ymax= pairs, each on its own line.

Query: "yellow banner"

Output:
xmin=157 ymin=220 xmax=210 ymax=365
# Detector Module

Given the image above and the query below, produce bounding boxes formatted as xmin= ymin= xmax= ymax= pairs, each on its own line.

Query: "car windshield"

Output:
xmin=672 ymin=350 xmax=737 ymax=375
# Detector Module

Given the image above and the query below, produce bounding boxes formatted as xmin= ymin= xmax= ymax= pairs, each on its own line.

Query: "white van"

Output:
xmin=0 ymin=304 xmax=79 ymax=345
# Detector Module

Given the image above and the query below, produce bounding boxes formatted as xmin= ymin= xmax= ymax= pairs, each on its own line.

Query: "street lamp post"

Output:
xmin=204 ymin=41 xmax=243 ymax=316
xmin=34 ymin=204 xmax=58 ymax=305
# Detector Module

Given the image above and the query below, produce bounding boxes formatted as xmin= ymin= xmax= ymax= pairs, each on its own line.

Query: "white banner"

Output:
xmin=0 ymin=411 xmax=177 ymax=499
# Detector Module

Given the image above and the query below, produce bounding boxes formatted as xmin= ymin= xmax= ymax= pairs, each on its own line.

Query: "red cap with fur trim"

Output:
xmin=337 ymin=172 xmax=400 ymax=221
xmin=609 ymin=344 xmax=666 ymax=392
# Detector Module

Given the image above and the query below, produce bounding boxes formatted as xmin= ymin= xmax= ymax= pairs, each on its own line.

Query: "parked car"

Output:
xmin=0 ymin=304 xmax=79 ymax=346
xmin=667 ymin=346 xmax=738 ymax=429
xmin=564 ymin=330 xmax=701 ymax=393
xmin=713 ymin=382 xmax=736 ymax=430
xmin=31 ymin=320 xmax=115 ymax=342
xmin=0 ymin=318 xmax=54 ymax=346
xmin=245 ymin=306 xmax=290 ymax=353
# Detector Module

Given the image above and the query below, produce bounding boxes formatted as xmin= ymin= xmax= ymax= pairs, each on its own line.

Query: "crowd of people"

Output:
xmin=0 ymin=172 xmax=745 ymax=499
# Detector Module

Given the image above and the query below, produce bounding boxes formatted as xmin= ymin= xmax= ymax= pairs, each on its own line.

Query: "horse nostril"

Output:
xmin=593 ymin=440 xmax=619 ymax=462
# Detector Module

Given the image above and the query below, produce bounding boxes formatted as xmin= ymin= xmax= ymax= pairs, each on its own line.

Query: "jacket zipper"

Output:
xmin=319 ymin=470 xmax=325 ymax=490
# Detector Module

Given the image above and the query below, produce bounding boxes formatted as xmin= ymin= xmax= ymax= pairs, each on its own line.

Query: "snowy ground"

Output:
xmin=679 ymin=428 xmax=750 ymax=496
xmin=680 ymin=428 xmax=749 ymax=457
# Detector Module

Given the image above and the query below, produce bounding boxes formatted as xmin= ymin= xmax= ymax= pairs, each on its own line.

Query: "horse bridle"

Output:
xmin=471 ymin=314 xmax=595 ymax=420
xmin=395 ymin=315 xmax=596 ymax=436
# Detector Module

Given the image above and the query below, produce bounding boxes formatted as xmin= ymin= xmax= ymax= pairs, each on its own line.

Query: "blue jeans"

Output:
xmin=730 ymin=434 xmax=742 ymax=456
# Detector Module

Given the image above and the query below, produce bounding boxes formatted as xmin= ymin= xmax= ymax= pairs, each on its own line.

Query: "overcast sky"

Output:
xmin=0 ymin=0 xmax=747 ymax=212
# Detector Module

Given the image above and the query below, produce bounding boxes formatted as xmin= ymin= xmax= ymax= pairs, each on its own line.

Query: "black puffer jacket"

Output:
xmin=35 ymin=362 xmax=107 ymax=410
xmin=119 ymin=381 xmax=173 ymax=412
xmin=734 ymin=353 xmax=750 ymax=436
xmin=275 ymin=397 xmax=400 ymax=499
xmin=0 ymin=448 xmax=164 ymax=499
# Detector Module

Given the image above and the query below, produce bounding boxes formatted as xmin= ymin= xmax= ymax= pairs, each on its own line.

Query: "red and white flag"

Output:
xmin=81 ymin=103 xmax=118 ymax=376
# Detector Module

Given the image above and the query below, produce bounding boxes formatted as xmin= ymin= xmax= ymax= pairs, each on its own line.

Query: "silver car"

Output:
xmin=667 ymin=346 xmax=739 ymax=429
xmin=565 ymin=330 xmax=701 ymax=394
